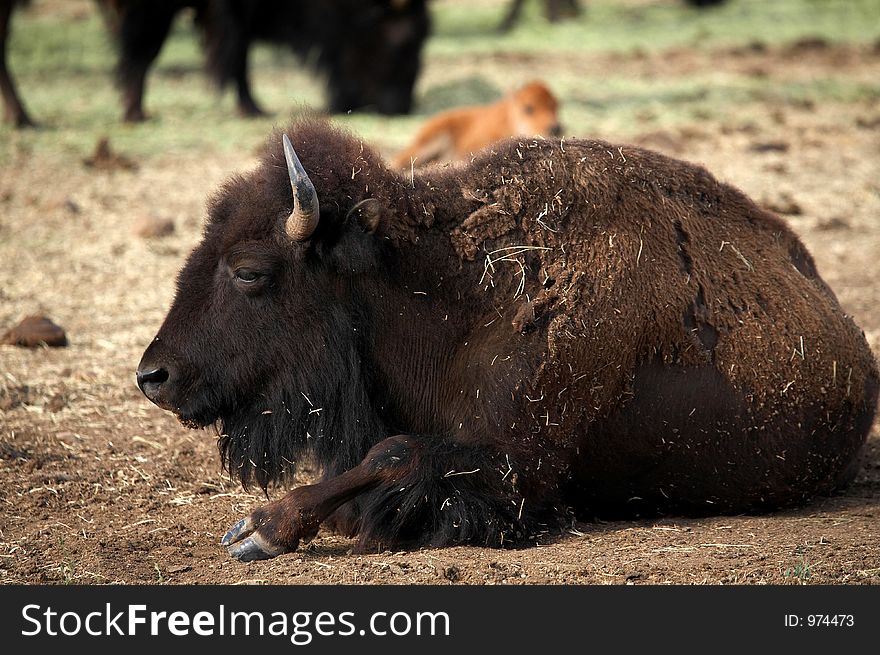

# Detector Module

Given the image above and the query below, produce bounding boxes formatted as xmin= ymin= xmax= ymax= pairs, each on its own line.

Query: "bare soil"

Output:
xmin=1 ymin=43 xmax=879 ymax=585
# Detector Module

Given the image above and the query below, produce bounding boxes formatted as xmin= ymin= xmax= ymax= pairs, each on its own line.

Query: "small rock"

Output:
xmin=790 ymin=97 xmax=816 ymax=111
xmin=0 ymin=444 xmax=30 ymax=466
xmin=1 ymin=315 xmax=67 ymax=348
xmin=167 ymin=565 xmax=192 ymax=574
xmin=855 ymin=115 xmax=880 ymax=130
xmin=763 ymin=162 xmax=789 ymax=174
xmin=132 ymin=214 xmax=175 ymax=239
xmin=83 ymin=137 xmax=138 ymax=172
xmin=749 ymin=140 xmax=789 ymax=153
xmin=787 ymin=36 xmax=829 ymax=54
xmin=0 ymin=385 xmax=31 ymax=411
xmin=442 ymin=565 xmax=461 ymax=582
xmin=43 ymin=195 xmax=81 ymax=214
xmin=762 ymin=192 xmax=803 ymax=216
xmin=46 ymin=393 xmax=68 ymax=413
xmin=745 ymin=65 xmax=769 ymax=79
xmin=816 ymin=216 xmax=850 ymax=231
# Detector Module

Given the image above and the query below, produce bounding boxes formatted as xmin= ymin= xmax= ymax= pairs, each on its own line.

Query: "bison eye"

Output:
xmin=233 ymin=269 xmax=261 ymax=284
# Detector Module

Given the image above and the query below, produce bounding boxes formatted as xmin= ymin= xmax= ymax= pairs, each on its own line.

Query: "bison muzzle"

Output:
xmin=137 ymin=119 xmax=879 ymax=561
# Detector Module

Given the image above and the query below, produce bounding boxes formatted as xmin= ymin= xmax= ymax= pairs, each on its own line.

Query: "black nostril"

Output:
xmin=550 ymin=124 xmax=563 ymax=137
xmin=136 ymin=367 xmax=169 ymax=391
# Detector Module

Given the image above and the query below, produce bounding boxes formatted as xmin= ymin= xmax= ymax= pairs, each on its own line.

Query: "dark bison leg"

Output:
xmin=0 ymin=0 xmax=34 ymax=127
xmin=498 ymin=0 xmax=581 ymax=32
xmin=222 ymin=451 xmax=381 ymax=562
xmin=222 ymin=435 xmax=548 ymax=561
xmin=497 ymin=0 xmax=525 ymax=32
xmin=201 ymin=7 xmax=266 ymax=118
xmin=544 ymin=0 xmax=582 ymax=23
xmin=114 ymin=2 xmax=178 ymax=122
xmin=229 ymin=39 xmax=265 ymax=118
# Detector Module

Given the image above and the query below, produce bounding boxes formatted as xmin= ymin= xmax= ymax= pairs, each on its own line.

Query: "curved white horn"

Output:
xmin=283 ymin=133 xmax=320 ymax=241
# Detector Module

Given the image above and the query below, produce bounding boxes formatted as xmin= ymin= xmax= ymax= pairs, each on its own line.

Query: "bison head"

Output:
xmin=136 ymin=122 xmax=394 ymax=488
xmin=325 ymin=0 xmax=431 ymax=115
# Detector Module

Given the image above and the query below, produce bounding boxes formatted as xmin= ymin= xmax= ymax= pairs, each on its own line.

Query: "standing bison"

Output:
xmin=137 ymin=120 xmax=878 ymax=561
xmin=0 ymin=0 xmax=429 ymax=126
xmin=101 ymin=0 xmax=430 ymax=122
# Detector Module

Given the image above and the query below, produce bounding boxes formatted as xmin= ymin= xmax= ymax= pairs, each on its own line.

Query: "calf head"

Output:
xmin=508 ymin=80 xmax=562 ymax=138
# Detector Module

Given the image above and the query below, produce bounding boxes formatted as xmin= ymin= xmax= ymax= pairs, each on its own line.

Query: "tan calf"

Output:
xmin=392 ymin=80 xmax=561 ymax=170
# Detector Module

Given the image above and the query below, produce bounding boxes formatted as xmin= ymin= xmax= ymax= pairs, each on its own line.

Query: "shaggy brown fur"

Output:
xmin=138 ymin=119 xmax=879 ymax=560
xmin=391 ymin=80 xmax=561 ymax=170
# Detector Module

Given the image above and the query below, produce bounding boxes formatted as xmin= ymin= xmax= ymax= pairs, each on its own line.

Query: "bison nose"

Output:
xmin=136 ymin=367 xmax=169 ymax=401
xmin=549 ymin=123 xmax=563 ymax=137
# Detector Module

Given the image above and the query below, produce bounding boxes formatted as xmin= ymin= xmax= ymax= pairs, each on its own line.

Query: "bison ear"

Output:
xmin=345 ymin=198 xmax=383 ymax=235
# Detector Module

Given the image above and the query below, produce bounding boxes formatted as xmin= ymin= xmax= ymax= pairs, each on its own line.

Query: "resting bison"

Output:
xmin=137 ymin=120 xmax=879 ymax=561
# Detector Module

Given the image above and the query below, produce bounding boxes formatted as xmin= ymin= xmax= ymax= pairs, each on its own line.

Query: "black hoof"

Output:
xmin=221 ymin=518 xmax=250 ymax=546
xmin=226 ymin=536 xmax=288 ymax=562
xmin=221 ymin=515 xmax=288 ymax=561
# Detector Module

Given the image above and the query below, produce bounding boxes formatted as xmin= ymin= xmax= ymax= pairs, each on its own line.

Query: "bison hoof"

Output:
xmin=12 ymin=115 xmax=37 ymax=129
xmin=123 ymin=109 xmax=149 ymax=123
xmin=238 ymin=105 xmax=269 ymax=119
xmin=221 ymin=515 xmax=294 ymax=562
xmin=227 ymin=535 xmax=292 ymax=562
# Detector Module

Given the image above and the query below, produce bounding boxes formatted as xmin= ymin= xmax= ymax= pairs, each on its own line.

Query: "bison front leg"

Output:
xmin=113 ymin=2 xmax=177 ymax=122
xmin=0 ymin=0 xmax=34 ymax=128
xmin=222 ymin=454 xmax=385 ymax=561
xmin=223 ymin=435 xmax=415 ymax=561
xmin=222 ymin=435 xmax=551 ymax=561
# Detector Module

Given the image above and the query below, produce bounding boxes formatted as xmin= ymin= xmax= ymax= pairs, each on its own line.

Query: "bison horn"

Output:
xmin=282 ymin=133 xmax=320 ymax=241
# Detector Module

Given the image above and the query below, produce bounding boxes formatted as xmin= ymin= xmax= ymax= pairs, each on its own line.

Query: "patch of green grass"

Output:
xmin=1 ymin=8 xmax=322 ymax=159
xmin=557 ymin=73 xmax=880 ymax=134
xmin=429 ymin=0 xmax=880 ymax=56
xmin=57 ymin=536 xmax=76 ymax=584
xmin=783 ymin=546 xmax=812 ymax=582
xmin=1 ymin=0 xmax=878 ymax=164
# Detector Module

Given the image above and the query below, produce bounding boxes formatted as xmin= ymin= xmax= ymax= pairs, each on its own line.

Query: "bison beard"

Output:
xmin=211 ymin=290 xmax=554 ymax=552
xmin=214 ymin=332 xmax=381 ymax=492
xmin=138 ymin=119 xmax=878 ymax=562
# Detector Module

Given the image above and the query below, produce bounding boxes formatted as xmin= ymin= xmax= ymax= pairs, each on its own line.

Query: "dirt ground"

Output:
xmin=1 ymin=40 xmax=879 ymax=586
